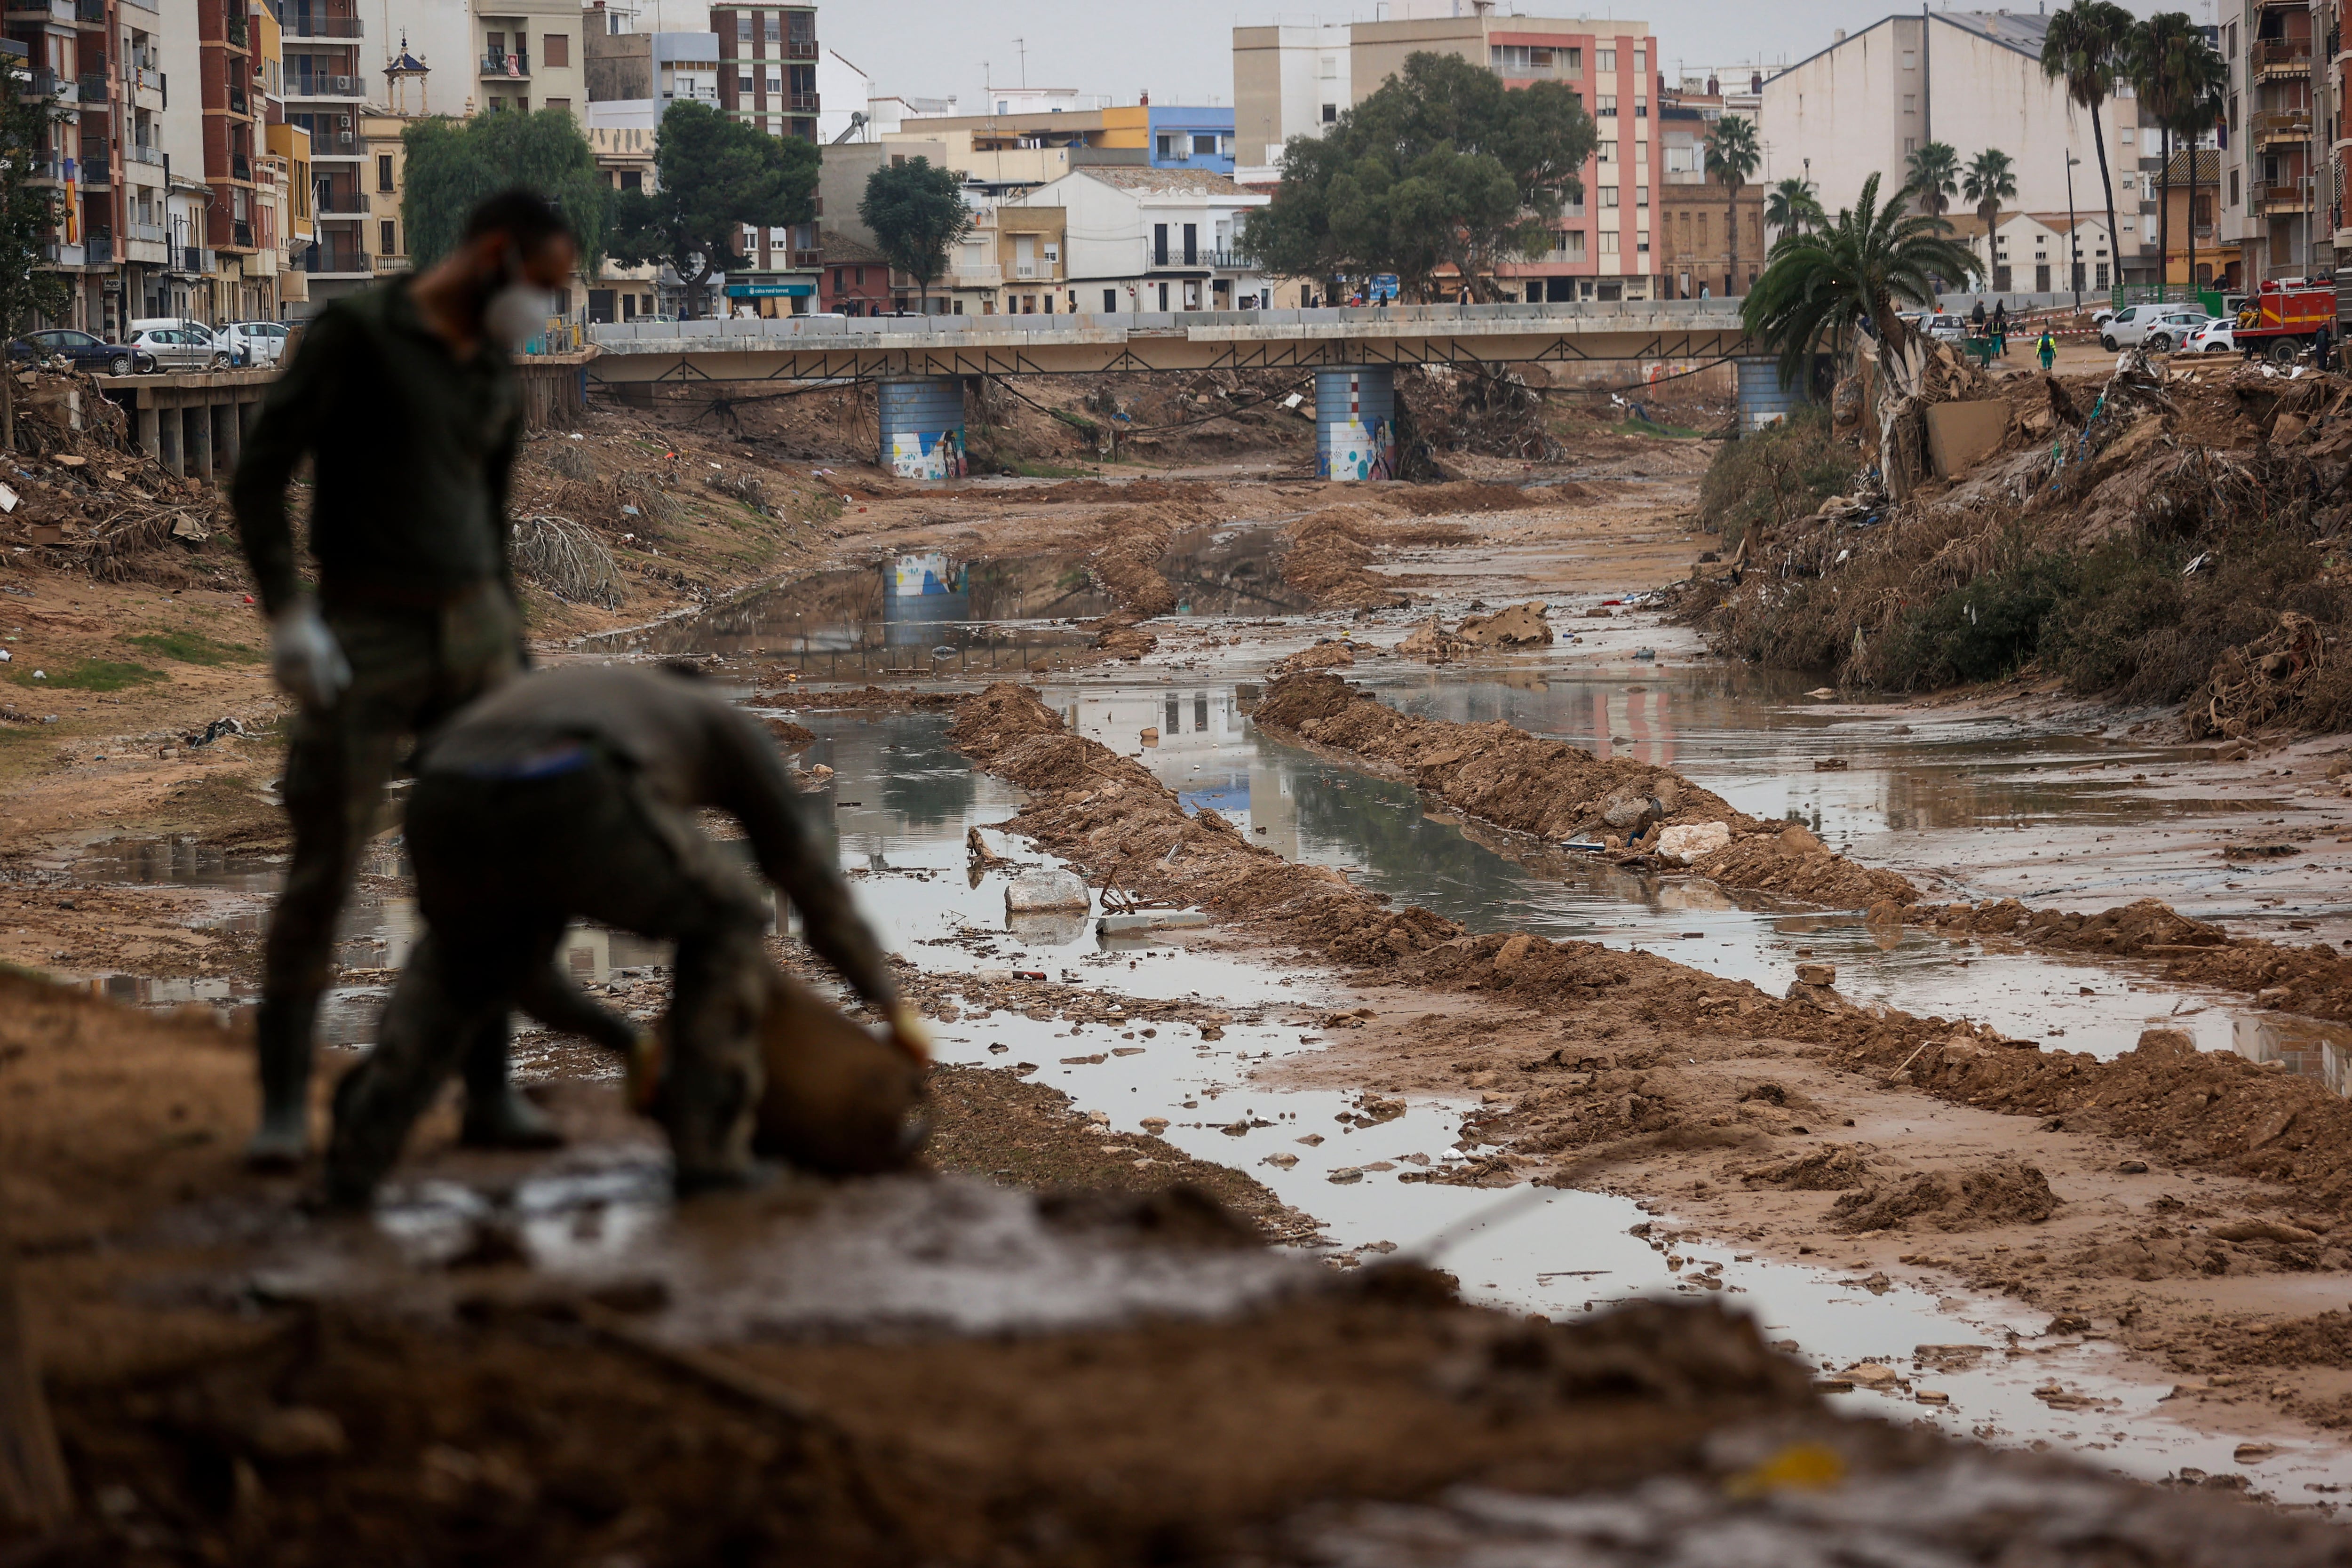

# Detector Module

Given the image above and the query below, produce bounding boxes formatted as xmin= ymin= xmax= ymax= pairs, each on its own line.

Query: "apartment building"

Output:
xmin=1232 ymin=22 xmax=1351 ymax=170
xmin=711 ymin=1 xmax=817 ymax=141
xmin=1007 ymin=166 xmax=1269 ymax=315
xmin=583 ymin=27 xmax=718 ymax=110
xmin=1657 ymin=101 xmax=1766 ymax=299
xmin=2217 ymin=0 xmax=2328 ymax=287
xmin=1762 ymin=11 xmax=2154 ymax=285
xmin=1230 ymin=10 xmax=1669 ymax=300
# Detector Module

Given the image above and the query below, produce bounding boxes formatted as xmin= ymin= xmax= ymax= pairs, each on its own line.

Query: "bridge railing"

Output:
xmin=588 ymin=295 xmax=1745 ymax=350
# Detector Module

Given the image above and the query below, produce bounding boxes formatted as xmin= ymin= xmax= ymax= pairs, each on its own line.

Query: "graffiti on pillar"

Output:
xmin=1317 ymin=415 xmax=1396 ymax=481
xmin=889 ymin=429 xmax=967 ymax=480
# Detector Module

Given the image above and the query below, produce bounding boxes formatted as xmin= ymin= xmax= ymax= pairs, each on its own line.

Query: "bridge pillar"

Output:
xmin=876 ymin=376 xmax=968 ymax=480
xmin=1313 ymin=366 xmax=1397 ymax=481
xmin=1733 ymin=356 xmax=1804 ymax=434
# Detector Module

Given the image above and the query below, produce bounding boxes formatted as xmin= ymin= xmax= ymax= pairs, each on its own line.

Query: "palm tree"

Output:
xmin=1764 ymin=175 xmax=1825 ymax=242
xmin=2175 ymin=50 xmax=2225 ymax=298
xmin=2042 ymin=0 xmax=2135 ymax=297
xmin=1743 ymin=173 xmax=1981 ymax=500
xmin=1705 ymin=114 xmax=1761 ymax=295
xmin=1904 ymin=141 xmax=1962 ymax=216
xmin=1962 ymin=149 xmax=2018 ymax=280
xmin=2125 ymin=16 xmax=2226 ymax=299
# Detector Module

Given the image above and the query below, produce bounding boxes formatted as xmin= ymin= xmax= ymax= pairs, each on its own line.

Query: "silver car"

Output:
xmin=128 ymin=326 xmax=229 ymax=371
xmin=222 ymin=320 xmax=291 ymax=367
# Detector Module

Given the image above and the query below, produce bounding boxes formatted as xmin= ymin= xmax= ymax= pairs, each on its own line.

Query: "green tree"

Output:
xmin=2128 ymin=12 xmax=2226 ymax=298
xmin=1764 ymin=175 xmax=1825 ymax=241
xmin=607 ymin=101 xmax=816 ymax=317
xmin=1242 ymin=51 xmax=1595 ymax=302
xmin=2042 ymin=0 xmax=2135 ymax=295
xmin=1961 ymin=148 xmax=2018 ymax=270
xmin=1705 ymin=115 xmax=1761 ymax=295
xmin=857 ymin=156 xmax=970 ymax=312
xmin=1743 ymin=174 xmax=1980 ymax=499
xmin=1903 ymin=141 xmax=1961 ymax=215
xmin=0 ymin=60 xmax=68 ymax=450
xmin=399 ymin=108 xmax=610 ymax=272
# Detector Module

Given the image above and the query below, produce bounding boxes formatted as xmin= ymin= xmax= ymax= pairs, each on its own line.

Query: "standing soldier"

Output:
xmin=230 ymin=189 xmax=579 ymax=1167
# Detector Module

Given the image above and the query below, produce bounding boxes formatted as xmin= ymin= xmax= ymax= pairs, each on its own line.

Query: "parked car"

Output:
xmin=1923 ymin=312 xmax=1971 ymax=343
xmin=7 ymin=328 xmax=157 ymax=376
xmin=128 ymin=326 xmax=228 ymax=371
xmin=221 ymin=320 xmax=291 ymax=367
xmin=2184 ymin=318 xmax=2237 ymax=355
xmin=128 ymin=317 xmax=217 ymax=347
xmin=2098 ymin=302 xmax=2209 ymax=352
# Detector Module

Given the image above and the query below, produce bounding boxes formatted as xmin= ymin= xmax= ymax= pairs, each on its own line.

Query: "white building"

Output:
xmin=1762 ymin=11 xmax=2153 ymax=285
xmin=1006 ymin=167 xmax=1271 ymax=313
xmin=1953 ymin=211 xmax=2115 ymax=296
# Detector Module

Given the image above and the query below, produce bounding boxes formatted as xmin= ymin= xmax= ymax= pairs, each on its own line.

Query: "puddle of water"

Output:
xmin=599 ymin=530 xmax=1317 ymax=665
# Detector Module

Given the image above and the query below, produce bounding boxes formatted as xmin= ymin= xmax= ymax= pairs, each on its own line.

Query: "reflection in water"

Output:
xmin=595 ymin=527 xmax=1315 ymax=669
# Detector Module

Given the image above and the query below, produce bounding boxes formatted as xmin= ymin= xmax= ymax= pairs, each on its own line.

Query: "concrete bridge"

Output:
xmin=585 ymin=300 xmax=1756 ymax=480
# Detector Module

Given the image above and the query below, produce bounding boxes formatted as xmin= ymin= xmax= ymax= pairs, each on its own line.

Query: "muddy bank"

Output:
xmin=1252 ymin=672 xmax=1920 ymax=908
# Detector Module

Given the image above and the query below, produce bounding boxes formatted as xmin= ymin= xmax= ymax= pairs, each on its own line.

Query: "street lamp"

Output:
xmin=2064 ymin=152 xmax=2082 ymax=312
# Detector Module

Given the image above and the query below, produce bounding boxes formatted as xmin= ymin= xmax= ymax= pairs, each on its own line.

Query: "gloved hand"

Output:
xmin=269 ymin=599 xmax=351 ymax=709
xmin=884 ymin=1002 xmax=933 ymax=1065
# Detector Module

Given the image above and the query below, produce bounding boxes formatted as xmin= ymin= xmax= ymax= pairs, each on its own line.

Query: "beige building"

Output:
xmin=1232 ymin=22 xmax=1351 ymax=170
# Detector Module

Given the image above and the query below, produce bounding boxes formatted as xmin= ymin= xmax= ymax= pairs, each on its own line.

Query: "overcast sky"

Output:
xmin=633 ymin=0 xmax=2224 ymax=108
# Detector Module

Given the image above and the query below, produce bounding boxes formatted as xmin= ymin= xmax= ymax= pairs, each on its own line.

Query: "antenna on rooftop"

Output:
xmin=1013 ymin=36 xmax=1027 ymax=88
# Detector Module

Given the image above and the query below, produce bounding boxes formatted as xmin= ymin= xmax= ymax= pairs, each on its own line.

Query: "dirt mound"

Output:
xmin=1829 ymin=1161 xmax=2058 ymax=1233
xmin=2199 ymin=1308 xmax=2352 ymax=1369
xmin=1386 ymin=482 xmax=1547 ymax=516
xmin=1906 ymin=895 xmax=2352 ymax=1027
xmin=1280 ymin=509 xmax=1411 ymax=610
xmin=1739 ymin=1144 xmax=1879 ymax=1191
xmin=1395 ymin=618 xmax=1468 ymax=662
xmin=1252 ymin=676 xmax=1917 ymax=908
xmin=751 ymin=685 xmax=963 ymax=711
xmin=1455 ymin=602 xmax=1553 ymax=647
xmin=1693 ymin=827 xmax=1922 ymax=910
xmin=1267 ymin=640 xmax=1361 ymax=678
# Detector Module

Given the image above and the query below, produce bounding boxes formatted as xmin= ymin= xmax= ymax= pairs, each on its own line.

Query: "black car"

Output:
xmin=6 ymin=328 xmax=156 ymax=376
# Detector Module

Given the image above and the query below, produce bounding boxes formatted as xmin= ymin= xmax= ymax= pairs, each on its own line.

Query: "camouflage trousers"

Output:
xmin=254 ymin=582 xmax=523 ymax=1127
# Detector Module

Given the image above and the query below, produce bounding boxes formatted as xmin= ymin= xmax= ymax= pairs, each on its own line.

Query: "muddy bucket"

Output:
xmin=752 ymin=968 xmax=928 ymax=1176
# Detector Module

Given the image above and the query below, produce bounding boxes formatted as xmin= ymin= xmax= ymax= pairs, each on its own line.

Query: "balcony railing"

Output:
xmin=134 ymin=64 xmax=163 ymax=93
xmin=125 ymin=141 xmax=164 ymax=167
xmin=315 ymin=191 xmax=367 ymax=215
xmin=77 ymin=141 xmax=110 ymax=180
xmin=223 ymin=7 xmax=247 ymax=47
xmin=2253 ymin=38 xmax=2314 ymax=75
xmin=85 ymin=230 xmax=110 ymax=262
xmin=227 ymin=83 xmax=248 ymax=114
xmin=2254 ymin=178 xmax=2314 ymax=209
xmin=178 ymin=245 xmax=218 ymax=273
xmin=230 ymin=151 xmax=251 ymax=181
xmin=36 ymin=240 xmax=83 ymax=265
xmin=285 ymin=11 xmax=363 ymax=39
xmin=786 ymin=39 xmax=818 ymax=59
xmin=73 ymin=0 xmax=105 ymax=20
xmin=1010 ymin=260 xmax=1062 ymax=279
xmin=21 ymin=67 xmax=77 ymax=103
xmin=949 ymin=263 xmax=1003 ymax=285
xmin=307 ymin=131 xmax=358 ymax=155
xmin=302 ymin=244 xmax=367 ymax=273
xmin=77 ymin=72 xmax=107 ymax=103
xmin=6 ymin=0 xmax=78 ymax=25
xmin=787 ymin=92 xmax=819 ymax=111
xmin=22 ymin=150 xmax=64 ymax=182
xmin=481 ymin=51 xmax=530 ymax=77
xmin=231 ymin=217 xmax=252 ymax=247
xmin=126 ymin=219 xmax=166 ymax=243
xmin=292 ymin=73 xmax=361 ymax=98
xmin=2251 ymin=106 xmax=2312 ymax=142
xmin=1148 ymin=246 xmax=1248 ymax=270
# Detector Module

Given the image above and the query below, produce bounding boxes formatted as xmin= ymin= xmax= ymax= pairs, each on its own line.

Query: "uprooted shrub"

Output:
xmin=1697 ymin=406 xmax=1857 ymax=550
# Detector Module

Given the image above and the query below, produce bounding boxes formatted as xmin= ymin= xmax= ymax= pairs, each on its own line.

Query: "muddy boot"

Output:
xmin=457 ymin=1017 xmax=564 ymax=1151
xmin=245 ymin=996 xmax=314 ymax=1170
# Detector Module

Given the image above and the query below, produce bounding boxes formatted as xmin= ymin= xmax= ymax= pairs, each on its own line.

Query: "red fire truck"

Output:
xmin=2234 ymin=277 xmax=2337 ymax=363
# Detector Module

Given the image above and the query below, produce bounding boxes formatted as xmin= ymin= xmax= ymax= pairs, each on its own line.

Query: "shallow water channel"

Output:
xmin=57 ymin=637 xmax=2352 ymax=1498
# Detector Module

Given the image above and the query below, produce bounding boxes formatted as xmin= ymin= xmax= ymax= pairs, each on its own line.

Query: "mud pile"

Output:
xmin=1692 ymin=825 xmax=1922 ymax=909
xmin=1829 ymin=1161 xmax=2058 ymax=1233
xmin=1280 ymin=507 xmax=1412 ymax=610
xmin=1907 ymin=895 xmax=2352 ymax=1026
xmin=1253 ymin=675 xmax=1915 ymax=908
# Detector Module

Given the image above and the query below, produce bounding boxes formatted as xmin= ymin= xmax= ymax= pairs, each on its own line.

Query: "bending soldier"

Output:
xmin=324 ymin=666 xmax=928 ymax=1205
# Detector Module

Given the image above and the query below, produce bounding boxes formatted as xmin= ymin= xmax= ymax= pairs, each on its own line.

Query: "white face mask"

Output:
xmin=485 ymin=278 xmax=556 ymax=351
